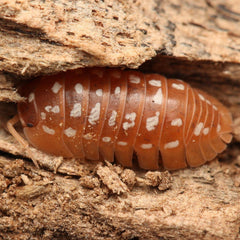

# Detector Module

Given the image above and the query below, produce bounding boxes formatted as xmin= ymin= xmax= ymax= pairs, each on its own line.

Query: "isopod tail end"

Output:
xmin=220 ymin=133 xmax=233 ymax=143
xmin=218 ymin=109 xmax=233 ymax=134
xmin=197 ymin=89 xmax=233 ymax=144
xmin=218 ymin=110 xmax=233 ymax=143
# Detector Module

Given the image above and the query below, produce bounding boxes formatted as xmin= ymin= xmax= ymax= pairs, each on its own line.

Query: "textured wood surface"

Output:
xmin=0 ymin=0 xmax=240 ymax=239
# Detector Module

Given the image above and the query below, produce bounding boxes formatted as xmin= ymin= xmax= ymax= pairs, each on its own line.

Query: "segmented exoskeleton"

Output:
xmin=9 ymin=68 xmax=232 ymax=170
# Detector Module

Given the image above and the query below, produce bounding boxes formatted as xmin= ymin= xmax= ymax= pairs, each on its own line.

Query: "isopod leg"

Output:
xmin=7 ymin=115 xmax=39 ymax=168
xmin=220 ymin=133 xmax=232 ymax=143
xmin=7 ymin=115 xmax=28 ymax=148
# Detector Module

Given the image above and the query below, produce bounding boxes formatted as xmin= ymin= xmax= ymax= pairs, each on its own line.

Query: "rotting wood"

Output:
xmin=0 ymin=0 xmax=240 ymax=239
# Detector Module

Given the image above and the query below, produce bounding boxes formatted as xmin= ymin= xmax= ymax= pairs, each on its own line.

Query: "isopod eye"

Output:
xmin=17 ymin=81 xmax=39 ymax=128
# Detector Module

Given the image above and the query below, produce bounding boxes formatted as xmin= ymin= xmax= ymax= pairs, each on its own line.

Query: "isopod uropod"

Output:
xmin=7 ymin=68 xmax=232 ymax=170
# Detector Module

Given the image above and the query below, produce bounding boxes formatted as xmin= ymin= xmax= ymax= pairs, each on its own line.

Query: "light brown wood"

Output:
xmin=0 ymin=0 xmax=240 ymax=239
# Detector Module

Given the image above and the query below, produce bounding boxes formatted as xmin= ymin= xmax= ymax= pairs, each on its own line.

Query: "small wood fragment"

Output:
xmin=144 ymin=171 xmax=172 ymax=191
xmin=96 ymin=165 xmax=129 ymax=194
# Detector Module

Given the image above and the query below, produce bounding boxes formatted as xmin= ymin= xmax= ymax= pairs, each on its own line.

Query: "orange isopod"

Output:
xmin=7 ymin=68 xmax=232 ymax=170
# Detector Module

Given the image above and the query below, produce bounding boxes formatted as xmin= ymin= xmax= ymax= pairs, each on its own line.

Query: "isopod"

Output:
xmin=7 ymin=68 xmax=232 ymax=170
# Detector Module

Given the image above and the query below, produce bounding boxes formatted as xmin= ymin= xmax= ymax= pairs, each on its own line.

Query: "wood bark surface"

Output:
xmin=0 ymin=0 xmax=240 ymax=239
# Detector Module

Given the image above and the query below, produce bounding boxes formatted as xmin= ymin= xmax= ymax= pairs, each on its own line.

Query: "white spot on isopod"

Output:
xmin=102 ymin=136 xmax=111 ymax=142
xmin=198 ymin=94 xmax=205 ymax=101
xmin=51 ymin=82 xmax=62 ymax=94
xmin=117 ymin=141 xmax=127 ymax=146
xmin=203 ymin=127 xmax=209 ymax=135
xmin=213 ymin=105 xmax=218 ymax=111
xmin=141 ymin=143 xmax=153 ymax=149
xmin=51 ymin=105 xmax=60 ymax=113
xmin=42 ymin=125 xmax=55 ymax=135
xmin=44 ymin=105 xmax=60 ymax=113
xmin=171 ymin=118 xmax=183 ymax=127
xmin=40 ymin=112 xmax=46 ymax=120
xmin=114 ymin=86 xmax=120 ymax=95
xmin=45 ymin=105 xmax=52 ymax=112
xmin=164 ymin=140 xmax=179 ymax=149
xmin=206 ymin=100 xmax=211 ymax=105
xmin=83 ymin=134 xmax=92 ymax=140
xmin=146 ymin=112 xmax=160 ymax=131
xmin=172 ymin=83 xmax=185 ymax=90
xmin=64 ymin=127 xmax=76 ymax=138
xmin=148 ymin=80 xmax=161 ymax=87
xmin=28 ymin=93 xmax=35 ymax=103
xmin=70 ymin=103 xmax=81 ymax=118
xmin=74 ymin=83 xmax=83 ymax=94
xmin=96 ymin=89 xmax=103 ymax=97
xmin=88 ymin=103 xmax=101 ymax=125
xmin=129 ymin=75 xmax=140 ymax=84
xmin=194 ymin=122 xmax=204 ymax=136
xmin=123 ymin=112 xmax=136 ymax=131
xmin=152 ymin=88 xmax=163 ymax=105
xmin=217 ymin=124 xmax=221 ymax=133
xmin=108 ymin=110 xmax=117 ymax=127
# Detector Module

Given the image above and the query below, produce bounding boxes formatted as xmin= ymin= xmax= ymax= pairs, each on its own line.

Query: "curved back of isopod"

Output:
xmin=13 ymin=68 xmax=232 ymax=170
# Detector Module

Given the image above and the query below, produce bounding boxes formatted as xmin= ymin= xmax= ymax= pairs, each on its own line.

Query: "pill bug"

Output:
xmin=8 ymin=68 xmax=232 ymax=170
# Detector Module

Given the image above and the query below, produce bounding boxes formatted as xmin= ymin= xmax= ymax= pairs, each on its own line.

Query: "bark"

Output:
xmin=0 ymin=0 xmax=240 ymax=239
